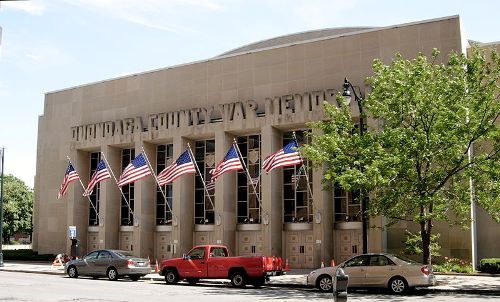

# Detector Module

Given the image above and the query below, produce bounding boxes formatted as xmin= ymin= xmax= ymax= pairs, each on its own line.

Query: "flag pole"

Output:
xmin=100 ymin=152 xmax=134 ymax=216
xmin=292 ymin=131 xmax=315 ymax=209
xmin=232 ymin=139 xmax=264 ymax=212
xmin=67 ymin=156 xmax=99 ymax=218
xmin=141 ymin=146 xmax=177 ymax=225
xmin=186 ymin=143 xmax=215 ymax=210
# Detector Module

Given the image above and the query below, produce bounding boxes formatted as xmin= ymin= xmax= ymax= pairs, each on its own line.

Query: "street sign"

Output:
xmin=68 ymin=226 xmax=76 ymax=239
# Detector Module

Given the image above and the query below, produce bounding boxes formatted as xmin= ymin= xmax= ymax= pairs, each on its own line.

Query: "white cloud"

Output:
xmin=61 ymin=0 xmax=227 ymax=33
xmin=1 ymin=0 xmax=46 ymax=15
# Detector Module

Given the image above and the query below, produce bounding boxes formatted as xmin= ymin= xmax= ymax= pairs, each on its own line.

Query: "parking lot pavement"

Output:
xmin=1 ymin=261 xmax=499 ymax=294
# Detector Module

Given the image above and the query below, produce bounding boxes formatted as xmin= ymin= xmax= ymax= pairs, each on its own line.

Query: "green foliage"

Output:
xmin=433 ymin=257 xmax=473 ymax=274
xmin=302 ymin=46 xmax=500 ymax=264
xmin=403 ymin=231 xmax=441 ymax=257
xmin=2 ymin=174 xmax=33 ymax=242
xmin=2 ymin=249 xmax=54 ymax=261
xmin=478 ymin=258 xmax=500 ymax=274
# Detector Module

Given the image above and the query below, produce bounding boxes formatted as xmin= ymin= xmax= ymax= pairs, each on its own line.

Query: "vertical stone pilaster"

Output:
xmin=66 ymin=149 xmax=90 ymax=255
xmin=99 ymin=145 xmax=120 ymax=250
xmin=261 ymin=125 xmax=283 ymax=257
xmin=172 ymin=136 xmax=194 ymax=257
xmin=132 ymin=141 xmax=156 ymax=258
xmin=215 ymin=131 xmax=236 ymax=252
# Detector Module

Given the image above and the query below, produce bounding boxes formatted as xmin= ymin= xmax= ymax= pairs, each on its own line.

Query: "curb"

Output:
xmin=1 ymin=268 xmax=499 ymax=294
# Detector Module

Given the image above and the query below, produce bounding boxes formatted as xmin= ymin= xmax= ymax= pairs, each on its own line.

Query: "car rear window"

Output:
xmin=392 ymin=255 xmax=421 ymax=265
xmin=114 ymin=251 xmax=133 ymax=258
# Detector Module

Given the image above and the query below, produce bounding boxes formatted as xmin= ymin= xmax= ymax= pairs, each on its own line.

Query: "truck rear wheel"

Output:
xmin=164 ymin=269 xmax=179 ymax=285
xmin=230 ymin=271 xmax=247 ymax=288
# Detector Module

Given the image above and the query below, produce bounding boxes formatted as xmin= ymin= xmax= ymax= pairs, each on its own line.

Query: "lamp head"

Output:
xmin=342 ymin=77 xmax=352 ymax=105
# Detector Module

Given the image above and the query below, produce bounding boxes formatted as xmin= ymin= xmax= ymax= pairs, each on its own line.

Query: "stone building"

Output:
xmin=33 ymin=15 xmax=499 ymax=268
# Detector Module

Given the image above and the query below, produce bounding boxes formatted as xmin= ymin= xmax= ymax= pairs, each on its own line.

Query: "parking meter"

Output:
xmin=70 ymin=238 xmax=79 ymax=259
xmin=333 ymin=267 xmax=349 ymax=301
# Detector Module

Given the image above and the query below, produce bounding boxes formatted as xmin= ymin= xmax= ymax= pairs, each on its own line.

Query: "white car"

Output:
xmin=307 ymin=253 xmax=436 ymax=294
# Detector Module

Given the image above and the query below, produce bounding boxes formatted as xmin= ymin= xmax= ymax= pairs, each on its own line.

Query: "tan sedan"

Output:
xmin=66 ymin=249 xmax=151 ymax=281
xmin=307 ymin=253 xmax=436 ymax=294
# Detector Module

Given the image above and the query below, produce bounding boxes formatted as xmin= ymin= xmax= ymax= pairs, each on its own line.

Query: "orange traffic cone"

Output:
xmin=321 ymin=261 xmax=325 ymax=268
xmin=331 ymin=259 xmax=335 ymax=267
xmin=284 ymin=258 xmax=290 ymax=272
xmin=154 ymin=259 xmax=159 ymax=273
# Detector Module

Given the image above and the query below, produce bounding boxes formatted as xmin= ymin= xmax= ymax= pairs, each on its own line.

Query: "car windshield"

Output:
xmin=392 ymin=255 xmax=421 ymax=265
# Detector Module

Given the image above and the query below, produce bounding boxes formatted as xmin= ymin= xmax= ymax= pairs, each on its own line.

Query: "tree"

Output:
xmin=302 ymin=47 xmax=500 ymax=264
xmin=2 ymin=174 xmax=33 ymax=243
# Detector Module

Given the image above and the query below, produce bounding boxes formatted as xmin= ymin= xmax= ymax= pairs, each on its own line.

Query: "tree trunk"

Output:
xmin=420 ymin=205 xmax=433 ymax=265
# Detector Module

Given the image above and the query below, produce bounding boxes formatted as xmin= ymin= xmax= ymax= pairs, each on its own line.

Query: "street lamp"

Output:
xmin=342 ymin=77 xmax=368 ymax=254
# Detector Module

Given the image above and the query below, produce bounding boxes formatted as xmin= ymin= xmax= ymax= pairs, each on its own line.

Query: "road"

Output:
xmin=0 ymin=271 xmax=498 ymax=302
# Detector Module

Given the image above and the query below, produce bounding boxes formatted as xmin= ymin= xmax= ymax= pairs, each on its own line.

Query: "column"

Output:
xmin=260 ymin=125 xmax=282 ymax=257
xmin=99 ymin=145 xmax=121 ymax=250
xmin=171 ymin=136 xmax=194 ymax=257
xmin=132 ymin=141 xmax=156 ymax=258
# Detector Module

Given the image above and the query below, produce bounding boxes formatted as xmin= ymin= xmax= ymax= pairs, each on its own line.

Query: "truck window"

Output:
xmin=188 ymin=247 xmax=205 ymax=260
xmin=209 ymin=247 xmax=227 ymax=257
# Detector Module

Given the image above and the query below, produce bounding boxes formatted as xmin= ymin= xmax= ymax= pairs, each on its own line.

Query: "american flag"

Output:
xmin=83 ymin=160 xmax=111 ymax=196
xmin=57 ymin=162 xmax=80 ymax=199
xmin=262 ymin=140 xmax=303 ymax=173
xmin=116 ymin=153 xmax=151 ymax=187
xmin=248 ymin=176 xmax=259 ymax=186
xmin=157 ymin=150 xmax=196 ymax=186
xmin=206 ymin=181 xmax=215 ymax=191
xmin=209 ymin=144 xmax=243 ymax=181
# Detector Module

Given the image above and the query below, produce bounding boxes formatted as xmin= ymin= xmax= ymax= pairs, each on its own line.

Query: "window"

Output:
xmin=369 ymin=255 xmax=393 ymax=266
xmin=194 ymin=140 xmax=215 ymax=224
xmin=283 ymin=130 xmax=313 ymax=223
xmin=98 ymin=251 xmax=112 ymax=259
xmin=209 ymin=247 xmax=227 ymax=257
xmin=345 ymin=255 xmax=369 ymax=267
xmin=88 ymin=152 xmax=101 ymax=226
xmin=188 ymin=247 xmax=205 ymax=260
xmin=121 ymin=148 xmax=135 ymax=226
xmin=156 ymin=144 xmax=173 ymax=225
xmin=334 ymin=185 xmax=361 ymax=222
xmin=236 ymin=135 xmax=261 ymax=224
xmin=84 ymin=251 xmax=99 ymax=260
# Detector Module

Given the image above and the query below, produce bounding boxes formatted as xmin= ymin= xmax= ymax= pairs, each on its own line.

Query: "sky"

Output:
xmin=1 ymin=0 xmax=499 ymax=189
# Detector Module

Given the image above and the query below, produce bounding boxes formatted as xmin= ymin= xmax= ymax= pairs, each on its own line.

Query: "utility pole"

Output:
xmin=0 ymin=147 xmax=5 ymax=266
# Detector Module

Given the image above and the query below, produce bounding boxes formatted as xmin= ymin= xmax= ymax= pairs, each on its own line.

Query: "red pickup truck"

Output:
xmin=159 ymin=244 xmax=284 ymax=287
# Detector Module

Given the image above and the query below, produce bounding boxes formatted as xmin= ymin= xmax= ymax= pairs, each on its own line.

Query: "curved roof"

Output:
xmin=217 ymin=27 xmax=375 ymax=57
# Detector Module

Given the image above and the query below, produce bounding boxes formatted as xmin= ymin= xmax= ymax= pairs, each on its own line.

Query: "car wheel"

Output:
xmin=186 ymin=278 xmax=199 ymax=285
xmin=389 ymin=277 xmax=407 ymax=294
xmin=316 ymin=274 xmax=333 ymax=292
xmin=164 ymin=269 xmax=179 ymax=285
xmin=107 ymin=267 xmax=119 ymax=281
xmin=67 ymin=265 xmax=78 ymax=278
xmin=130 ymin=275 xmax=140 ymax=281
xmin=230 ymin=271 xmax=247 ymax=288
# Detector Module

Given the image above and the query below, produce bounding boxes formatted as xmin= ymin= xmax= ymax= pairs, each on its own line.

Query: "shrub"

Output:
xmin=478 ymin=258 xmax=500 ymax=274
xmin=433 ymin=257 xmax=473 ymax=274
xmin=2 ymin=249 xmax=55 ymax=261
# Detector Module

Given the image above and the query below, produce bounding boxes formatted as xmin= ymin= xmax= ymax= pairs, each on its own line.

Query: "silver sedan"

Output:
xmin=307 ymin=253 xmax=436 ymax=294
xmin=66 ymin=249 xmax=151 ymax=281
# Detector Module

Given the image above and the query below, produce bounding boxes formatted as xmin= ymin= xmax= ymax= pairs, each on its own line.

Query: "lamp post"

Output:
xmin=342 ymin=77 xmax=368 ymax=254
xmin=0 ymin=147 xmax=4 ymax=266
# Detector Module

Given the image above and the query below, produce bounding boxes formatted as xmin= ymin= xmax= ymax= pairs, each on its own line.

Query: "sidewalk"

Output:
xmin=1 ymin=261 xmax=499 ymax=294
